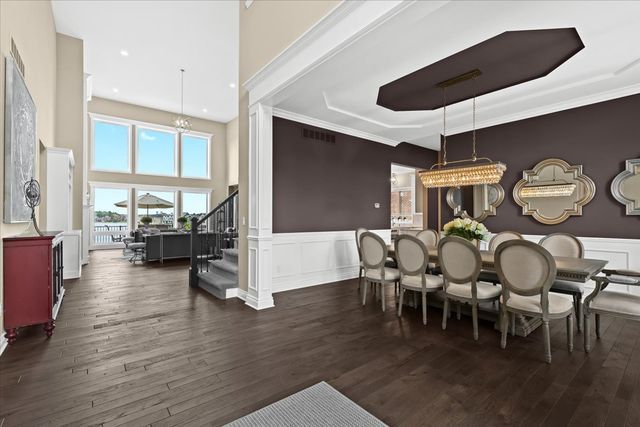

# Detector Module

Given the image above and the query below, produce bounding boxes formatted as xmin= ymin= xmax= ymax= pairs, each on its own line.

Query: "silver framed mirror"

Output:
xmin=513 ymin=158 xmax=596 ymax=225
xmin=611 ymin=158 xmax=640 ymax=215
xmin=446 ymin=183 xmax=504 ymax=222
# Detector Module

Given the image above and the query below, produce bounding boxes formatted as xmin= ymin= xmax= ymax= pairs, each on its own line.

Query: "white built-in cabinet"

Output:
xmin=45 ymin=147 xmax=82 ymax=279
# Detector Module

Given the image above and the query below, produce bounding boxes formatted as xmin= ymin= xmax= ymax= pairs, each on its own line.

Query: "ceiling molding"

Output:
xmin=272 ymin=108 xmax=401 ymax=147
xmin=323 ymin=92 xmax=423 ymax=129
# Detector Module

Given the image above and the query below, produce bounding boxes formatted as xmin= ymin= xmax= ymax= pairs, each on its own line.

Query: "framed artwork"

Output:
xmin=4 ymin=55 xmax=36 ymax=223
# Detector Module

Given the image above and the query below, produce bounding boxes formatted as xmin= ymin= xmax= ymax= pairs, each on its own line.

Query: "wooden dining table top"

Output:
xmin=387 ymin=245 xmax=608 ymax=283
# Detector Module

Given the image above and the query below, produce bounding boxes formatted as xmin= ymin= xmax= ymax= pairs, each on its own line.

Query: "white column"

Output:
xmin=246 ymin=103 xmax=274 ymax=310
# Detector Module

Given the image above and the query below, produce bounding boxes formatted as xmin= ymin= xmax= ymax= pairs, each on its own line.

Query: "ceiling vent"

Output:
xmin=10 ymin=38 xmax=25 ymax=78
xmin=302 ymin=127 xmax=336 ymax=144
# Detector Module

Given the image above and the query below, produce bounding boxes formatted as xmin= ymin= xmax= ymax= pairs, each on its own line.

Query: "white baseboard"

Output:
xmin=272 ymin=229 xmax=390 ymax=293
xmin=0 ymin=335 xmax=8 ymax=357
xmin=237 ymin=288 xmax=248 ymax=301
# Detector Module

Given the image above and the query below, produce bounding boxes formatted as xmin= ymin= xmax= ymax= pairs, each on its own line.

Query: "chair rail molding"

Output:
xmin=272 ymin=229 xmax=392 ymax=293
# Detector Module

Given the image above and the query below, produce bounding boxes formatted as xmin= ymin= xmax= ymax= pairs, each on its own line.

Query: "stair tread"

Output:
xmin=209 ymin=259 xmax=238 ymax=274
xmin=198 ymin=271 xmax=237 ymax=289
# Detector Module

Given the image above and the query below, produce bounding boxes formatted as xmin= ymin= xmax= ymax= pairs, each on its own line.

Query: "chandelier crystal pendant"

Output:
xmin=419 ymin=70 xmax=506 ymax=189
xmin=520 ymin=166 xmax=576 ymax=198
xmin=173 ymin=68 xmax=192 ymax=133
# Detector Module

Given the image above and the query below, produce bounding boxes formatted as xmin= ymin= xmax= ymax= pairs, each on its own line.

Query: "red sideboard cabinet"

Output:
xmin=3 ymin=232 xmax=64 ymax=344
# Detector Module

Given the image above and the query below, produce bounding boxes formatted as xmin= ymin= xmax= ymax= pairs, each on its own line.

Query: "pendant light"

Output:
xmin=173 ymin=68 xmax=191 ymax=133
xmin=419 ymin=70 xmax=506 ymax=189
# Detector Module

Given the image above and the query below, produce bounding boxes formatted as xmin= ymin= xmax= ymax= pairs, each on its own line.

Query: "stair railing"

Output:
xmin=189 ymin=190 xmax=239 ymax=287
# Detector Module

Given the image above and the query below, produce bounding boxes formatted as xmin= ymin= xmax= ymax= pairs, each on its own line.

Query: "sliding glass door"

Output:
xmin=91 ymin=186 xmax=130 ymax=248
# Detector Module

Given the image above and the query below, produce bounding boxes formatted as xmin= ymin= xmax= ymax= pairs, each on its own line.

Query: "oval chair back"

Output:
xmin=416 ymin=229 xmax=439 ymax=249
xmin=438 ymin=236 xmax=482 ymax=285
xmin=355 ymin=227 xmax=368 ymax=261
xmin=539 ymin=233 xmax=584 ymax=259
xmin=488 ymin=231 xmax=523 ymax=253
xmin=359 ymin=232 xmax=387 ymax=272
xmin=395 ymin=235 xmax=429 ymax=282
xmin=495 ymin=240 xmax=557 ymax=301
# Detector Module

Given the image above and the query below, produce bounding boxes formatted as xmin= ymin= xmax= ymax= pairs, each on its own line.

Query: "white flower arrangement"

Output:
xmin=443 ymin=218 xmax=490 ymax=242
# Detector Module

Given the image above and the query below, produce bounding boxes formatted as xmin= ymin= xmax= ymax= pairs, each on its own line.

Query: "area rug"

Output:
xmin=225 ymin=382 xmax=387 ymax=427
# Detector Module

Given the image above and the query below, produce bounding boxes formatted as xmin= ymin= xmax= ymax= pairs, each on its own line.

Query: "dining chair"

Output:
xmin=540 ymin=232 xmax=585 ymax=332
xmin=439 ymin=236 xmax=501 ymax=340
xmin=416 ymin=229 xmax=439 ymax=272
xmin=495 ymin=240 xmax=574 ymax=363
xmin=583 ymin=269 xmax=640 ymax=352
xmin=395 ymin=235 xmax=443 ymax=325
xmin=355 ymin=227 xmax=368 ymax=293
xmin=488 ymin=231 xmax=523 ymax=252
xmin=360 ymin=232 xmax=400 ymax=312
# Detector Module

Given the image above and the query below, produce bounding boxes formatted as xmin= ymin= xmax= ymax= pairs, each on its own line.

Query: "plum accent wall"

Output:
xmin=273 ymin=117 xmax=438 ymax=233
xmin=441 ymin=94 xmax=640 ymax=239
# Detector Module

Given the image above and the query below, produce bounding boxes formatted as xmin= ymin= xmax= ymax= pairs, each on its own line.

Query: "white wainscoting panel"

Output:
xmin=272 ymin=229 xmax=391 ymax=293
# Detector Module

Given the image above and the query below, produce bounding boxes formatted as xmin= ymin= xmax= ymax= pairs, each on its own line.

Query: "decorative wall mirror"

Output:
xmin=611 ymin=158 xmax=640 ymax=215
xmin=513 ymin=158 xmax=596 ymax=225
xmin=446 ymin=183 xmax=504 ymax=221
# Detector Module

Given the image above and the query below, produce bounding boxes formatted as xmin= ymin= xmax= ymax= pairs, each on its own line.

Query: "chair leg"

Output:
xmin=472 ymin=304 xmax=479 ymax=341
xmin=422 ymin=291 xmax=427 ymax=326
xmin=595 ymin=313 xmax=601 ymax=338
xmin=500 ymin=307 xmax=508 ymax=349
xmin=543 ymin=320 xmax=552 ymax=364
xmin=358 ymin=268 xmax=362 ymax=294
xmin=457 ymin=303 xmax=461 ymax=320
xmin=398 ymin=288 xmax=405 ymax=318
xmin=510 ymin=312 xmax=516 ymax=336
xmin=584 ymin=313 xmax=591 ymax=353
xmin=576 ymin=295 xmax=582 ymax=333
xmin=442 ymin=298 xmax=449 ymax=330
xmin=362 ymin=280 xmax=368 ymax=306
xmin=381 ymin=284 xmax=386 ymax=312
xmin=567 ymin=314 xmax=574 ymax=353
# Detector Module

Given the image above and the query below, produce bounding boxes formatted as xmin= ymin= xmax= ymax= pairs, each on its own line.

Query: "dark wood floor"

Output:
xmin=1 ymin=250 xmax=639 ymax=426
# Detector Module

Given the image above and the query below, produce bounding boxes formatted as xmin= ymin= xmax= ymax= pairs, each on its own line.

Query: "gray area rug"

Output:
xmin=225 ymin=382 xmax=387 ymax=427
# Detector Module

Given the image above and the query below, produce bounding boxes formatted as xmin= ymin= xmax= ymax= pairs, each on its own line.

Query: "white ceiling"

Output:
xmin=270 ymin=1 xmax=640 ymax=150
xmin=52 ymin=1 xmax=239 ymax=123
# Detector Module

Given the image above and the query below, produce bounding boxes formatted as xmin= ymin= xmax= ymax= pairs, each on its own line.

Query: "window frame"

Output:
xmin=180 ymin=189 xmax=211 ymax=219
xmin=180 ymin=131 xmax=212 ymax=180
xmin=134 ymin=123 xmax=179 ymax=178
xmin=90 ymin=115 xmax=133 ymax=174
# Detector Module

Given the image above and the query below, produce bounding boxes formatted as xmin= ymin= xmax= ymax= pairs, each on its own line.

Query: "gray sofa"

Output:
xmin=144 ymin=231 xmax=216 ymax=262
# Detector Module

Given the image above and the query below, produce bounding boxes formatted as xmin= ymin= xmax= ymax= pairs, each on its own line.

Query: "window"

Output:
xmin=92 ymin=120 xmax=130 ymax=172
xmin=136 ymin=127 xmax=177 ymax=176
xmin=137 ymin=190 xmax=175 ymax=227
xmin=182 ymin=192 xmax=209 ymax=219
xmin=92 ymin=187 xmax=130 ymax=246
xmin=181 ymin=134 xmax=209 ymax=179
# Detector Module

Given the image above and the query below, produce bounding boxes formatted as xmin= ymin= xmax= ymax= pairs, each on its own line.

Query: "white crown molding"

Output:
xmin=272 ymin=108 xmax=401 ymax=147
xmin=322 ymin=92 xmax=423 ymax=129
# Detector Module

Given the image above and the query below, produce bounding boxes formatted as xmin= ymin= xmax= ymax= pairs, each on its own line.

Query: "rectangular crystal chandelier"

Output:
xmin=520 ymin=182 xmax=576 ymax=198
xmin=419 ymin=161 xmax=506 ymax=189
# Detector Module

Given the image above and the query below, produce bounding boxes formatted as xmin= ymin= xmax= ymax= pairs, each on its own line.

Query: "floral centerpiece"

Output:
xmin=443 ymin=218 xmax=490 ymax=242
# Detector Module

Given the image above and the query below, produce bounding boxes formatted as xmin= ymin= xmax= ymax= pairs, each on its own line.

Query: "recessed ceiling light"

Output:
xmin=112 ymin=88 xmax=119 ymax=93
xmin=229 ymin=83 xmax=236 ymax=88
xmin=120 ymin=50 xmax=129 ymax=56
xmin=202 ymin=108 xmax=208 ymax=113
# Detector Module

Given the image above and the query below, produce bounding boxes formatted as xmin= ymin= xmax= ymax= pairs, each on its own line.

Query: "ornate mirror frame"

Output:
xmin=446 ymin=183 xmax=504 ymax=222
xmin=611 ymin=158 xmax=640 ymax=215
xmin=513 ymin=158 xmax=596 ymax=225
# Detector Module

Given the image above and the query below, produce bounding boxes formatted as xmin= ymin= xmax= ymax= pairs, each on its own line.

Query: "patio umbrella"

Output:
xmin=114 ymin=193 xmax=174 ymax=216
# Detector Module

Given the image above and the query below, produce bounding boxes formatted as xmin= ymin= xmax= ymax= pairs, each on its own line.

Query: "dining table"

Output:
xmin=387 ymin=244 xmax=609 ymax=336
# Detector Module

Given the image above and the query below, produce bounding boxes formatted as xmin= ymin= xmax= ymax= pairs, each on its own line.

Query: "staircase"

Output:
xmin=189 ymin=190 xmax=239 ymax=300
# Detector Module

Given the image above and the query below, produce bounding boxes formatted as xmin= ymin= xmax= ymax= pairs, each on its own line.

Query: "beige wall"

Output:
xmin=55 ymin=33 xmax=84 ymax=230
xmin=87 ymin=97 xmax=228 ymax=207
xmin=0 ymin=0 xmax=58 ymax=335
xmin=238 ymin=0 xmax=340 ymax=291
xmin=226 ymin=117 xmax=239 ymax=187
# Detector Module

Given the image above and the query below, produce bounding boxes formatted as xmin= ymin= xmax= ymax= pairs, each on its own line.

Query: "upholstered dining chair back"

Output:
xmin=438 ymin=236 xmax=482 ymax=284
xmin=416 ymin=229 xmax=439 ymax=248
xmin=495 ymin=240 xmax=557 ymax=297
xmin=539 ymin=233 xmax=584 ymax=258
xmin=360 ymin=232 xmax=387 ymax=270
xmin=395 ymin=235 xmax=429 ymax=277
xmin=488 ymin=231 xmax=523 ymax=253
xmin=355 ymin=227 xmax=368 ymax=259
